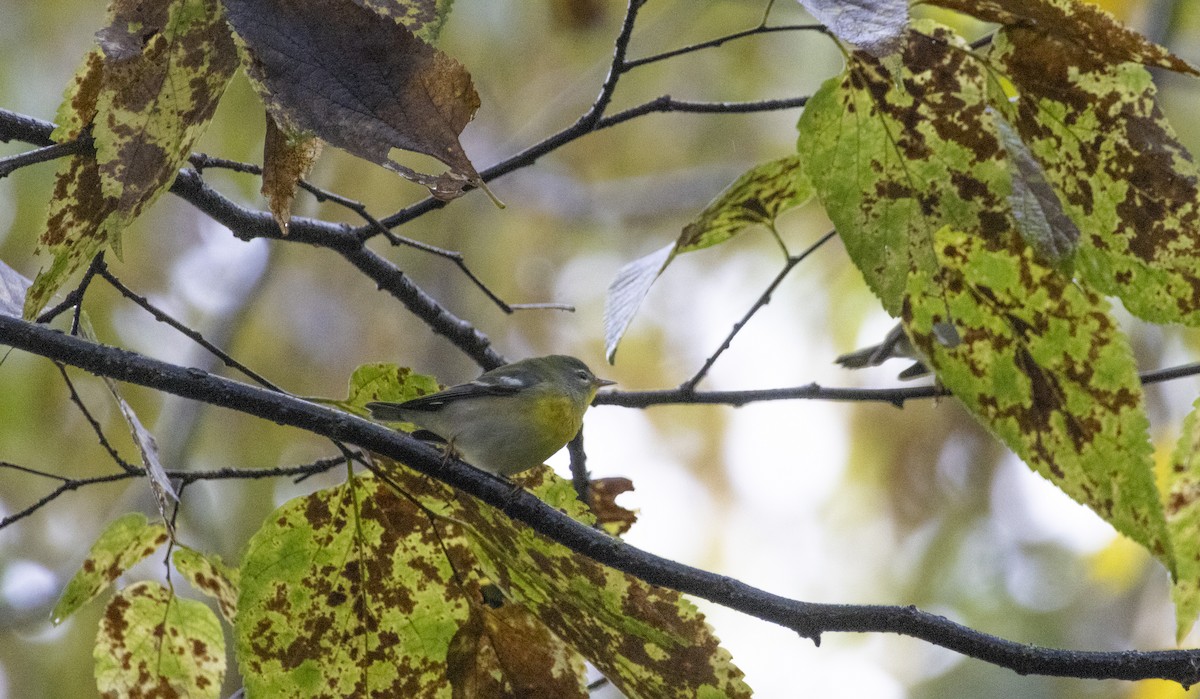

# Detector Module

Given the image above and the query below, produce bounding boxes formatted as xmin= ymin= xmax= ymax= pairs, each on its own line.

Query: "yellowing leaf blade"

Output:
xmin=902 ymin=227 xmax=1171 ymax=571
xmin=94 ymin=581 xmax=225 ymax=699
xmin=991 ymin=29 xmax=1200 ymax=325
xmin=51 ymin=512 xmax=169 ymax=625
xmin=1167 ymin=397 xmax=1200 ymax=640
xmin=236 ymin=475 xmax=474 ymax=698
xmin=174 ymin=546 xmax=240 ymax=624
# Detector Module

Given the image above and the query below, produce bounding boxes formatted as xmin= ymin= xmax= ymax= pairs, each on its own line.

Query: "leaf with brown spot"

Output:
xmin=985 ymin=26 xmax=1200 ymax=325
xmin=605 ymin=154 xmax=813 ymax=361
xmin=51 ymin=513 xmax=169 ymax=625
xmin=261 ymin=114 xmax=323 ymax=235
xmin=94 ymin=581 xmax=225 ymax=699
xmin=903 ymin=226 xmax=1171 ymax=573
xmin=797 ymin=22 xmax=1011 ymax=315
xmin=222 ymin=0 xmax=483 ymax=201
xmin=446 ymin=602 xmax=588 ymax=699
xmin=927 ymin=0 xmax=1199 ymax=75
xmin=397 ymin=465 xmax=753 ymax=698
xmin=174 ymin=547 xmax=240 ymax=624
xmin=236 ymin=474 xmax=477 ymax=698
xmin=24 ymin=0 xmax=237 ymax=317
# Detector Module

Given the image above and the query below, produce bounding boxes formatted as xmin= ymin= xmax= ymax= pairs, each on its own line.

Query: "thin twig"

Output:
xmin=0 ymin=139 xmax=87 ymax=178
xmin=681 ymin=229 xmax=838 ymax=392
xmin=95 ymin=262 xmax=283 ymax=392
xmin=622 ymin=23 xmax=828 ymax=71
xmin=5 ymin=317 xmax=1200 ymax=685
xmin=55 ymin=363 xmax=140 ymax=474
xmin=36 ymin=252 xmax=107 ymax=324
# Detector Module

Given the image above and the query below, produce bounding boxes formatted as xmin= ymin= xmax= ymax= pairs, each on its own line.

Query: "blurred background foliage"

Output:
xmin=2 ymin=0 xmax=1200 ymax=697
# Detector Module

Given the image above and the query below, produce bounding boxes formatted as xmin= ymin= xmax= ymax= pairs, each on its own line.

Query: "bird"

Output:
xmin=365 ymin=355 xmax=615 ymax=476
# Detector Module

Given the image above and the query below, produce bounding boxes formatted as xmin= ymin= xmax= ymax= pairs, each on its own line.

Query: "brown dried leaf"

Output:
xmin=261 ymin=114 xmax=323 ymax=235
xmin=222 ymin=0 xmax=482 ymax=200
xmin=797 ymin=0 xmax=907 ymax=56
xmin=588 ymin=477 xmax=637 ymax=536
xmin=447 ymin=603 xmax=588 ymax=699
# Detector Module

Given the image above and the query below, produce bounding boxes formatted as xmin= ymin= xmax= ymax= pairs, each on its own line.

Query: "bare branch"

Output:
xmin=1 ymin=314 xmax=1199 ymax=684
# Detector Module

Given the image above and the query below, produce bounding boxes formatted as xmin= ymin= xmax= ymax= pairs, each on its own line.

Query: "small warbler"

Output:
xmin=365 ymin=355 xmax=615 ymax=476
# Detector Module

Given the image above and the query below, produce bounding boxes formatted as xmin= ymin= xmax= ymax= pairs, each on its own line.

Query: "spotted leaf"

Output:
xmin=902 ymin=227 xmax=1170 ymax=571
xmin=51 ymin=513 xmax=169 ymax=625
xmin=236 ymin=474 xmax=477 ymax=698
xmin=797 ymin=23 xmax=1010 ymax=315
xmin=95 ymin=581 xmax=225 ymax=699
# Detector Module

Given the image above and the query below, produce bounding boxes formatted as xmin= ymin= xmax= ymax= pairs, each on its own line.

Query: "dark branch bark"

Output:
xmin=1 ymin=313 xmax=1198 ymax=686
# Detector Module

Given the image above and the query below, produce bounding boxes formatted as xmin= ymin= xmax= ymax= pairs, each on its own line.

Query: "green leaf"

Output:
xmin=174 ymin=546 xmax=240 ymax=624
xmin=902 ymin=226 xmax=1171 ymax=571
xmin=1167 ymin=397 xmax=1200 ymax=640
xmin=95 ymin=581 xmax=225 ymax=699
xmin=797 ymin=23 xmax=1011 ymax=315
xmin=236 ymin=474 xmax=475 ymax=698
xmin=316 ymin=362 xmax=442 ymax=415
xmin=25 ymin=0 xmax=237 ymax=317
xmin=605 ymin=154 xmax=813 ymax=361
xmin=51 ymin=512 xmax=169 ymax=625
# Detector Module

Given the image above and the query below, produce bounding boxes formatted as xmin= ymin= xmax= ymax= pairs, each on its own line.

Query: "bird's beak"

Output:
xmin=595 ymin=378 xmax=617 ymax=388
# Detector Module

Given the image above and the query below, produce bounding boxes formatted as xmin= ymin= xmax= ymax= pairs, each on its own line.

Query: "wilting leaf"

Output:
xmin=0 ymin=259 xmax=31 ymax=318
xmin=903 ymin=227 xmax=1171 ymax=571
xmin=174 ymin=546 xmax=240 ymax=624
xmin=796 ymin=0 xmax=907 ymax=56
xmin=797 ymin=23 xmax=1010 ymax=315
xmin=992 ymin=110 xmax=1079 ymax=269
xmin=589 ymin=477 xmax=637 ymax=536
xmin=261 ymin=114 xmax=323 ymax=235
xmin=447 ymin=603 xmax=588 ymax=699
xmin=236 ymin=475 xmax=477 ymax=698
xmin=354 ymin=0 xmax=457 ymax=43
xmin=222 ymin=0 xmax=482 ymax=200
xmin=95 ymin=581 xmax=225 ymax=699
xmin=604 ymin=155 xmax=812 ymax=361
xmin=51 ymin=513 xmax=169 ymax=625
xmin=25 ymin=0 xmax=237 ymax=317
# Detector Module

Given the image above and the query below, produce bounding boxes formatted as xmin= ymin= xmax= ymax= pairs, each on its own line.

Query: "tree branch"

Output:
xmin=2 ymin=313 xmax=1198 ymax=685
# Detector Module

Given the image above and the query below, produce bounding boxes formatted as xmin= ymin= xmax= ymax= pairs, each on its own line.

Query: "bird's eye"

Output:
xmin=574 ymin=369 xmax=590 ymax=381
